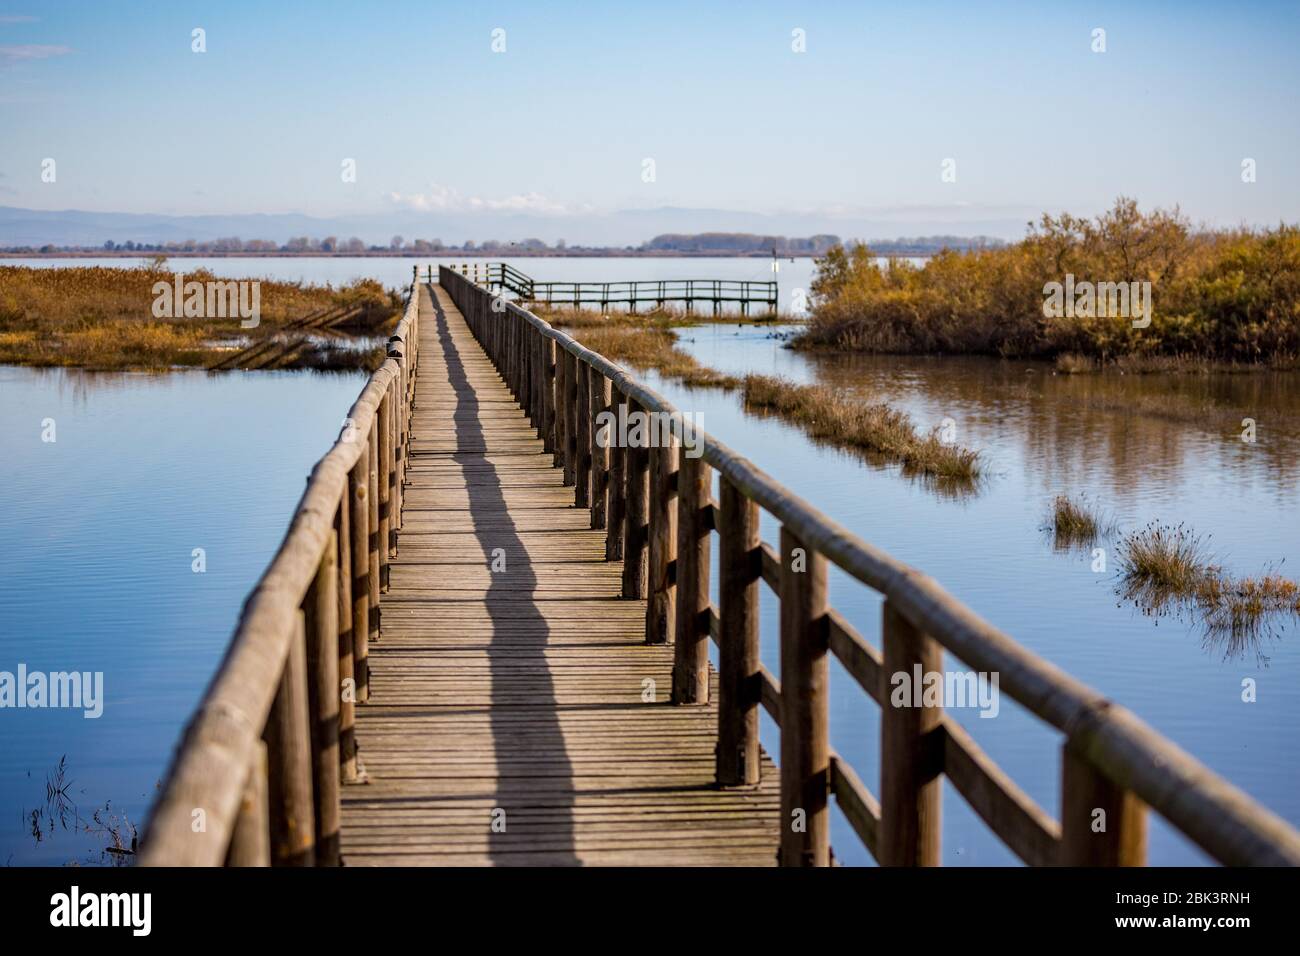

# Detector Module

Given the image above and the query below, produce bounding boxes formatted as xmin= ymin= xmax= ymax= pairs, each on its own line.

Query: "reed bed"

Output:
xmin=741 ymin=374 xmax=981 ymax=481
xmin=0 ymin=264 xmax=399 ymax=370
xmin=553 ymin=322 xmax=742 ymax=390
xmin=799 ymin=197 xmax=1300 ymax=364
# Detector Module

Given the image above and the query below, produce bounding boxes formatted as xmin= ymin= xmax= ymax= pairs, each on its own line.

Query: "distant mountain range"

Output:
xmin=0 ymin=204 xmax=1033 ymax=251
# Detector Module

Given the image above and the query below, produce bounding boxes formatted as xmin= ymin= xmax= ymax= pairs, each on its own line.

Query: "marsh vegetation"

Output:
xmin=799 ymin=198 xmax=1300 ymax=365
xmin=0 ymin=264 xmax=400 ymax=371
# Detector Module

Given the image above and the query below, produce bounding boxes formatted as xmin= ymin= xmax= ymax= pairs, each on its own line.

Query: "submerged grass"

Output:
xmin=741 ymin=374 xmax=981 ymax=481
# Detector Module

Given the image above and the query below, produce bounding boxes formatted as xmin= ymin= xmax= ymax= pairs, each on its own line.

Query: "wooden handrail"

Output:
xmin=139 ymin=282 xmax=419 ymax=866
xmin=439 ymin=264 xmax=1300 ymax=868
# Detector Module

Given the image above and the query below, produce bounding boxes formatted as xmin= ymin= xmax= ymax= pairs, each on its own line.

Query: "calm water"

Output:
xmin=0 ymin=366 xmax=365 ymax=865
xmin=2 ymin=258 xmax=1296 ymax=866
xmin=656 ymin=324 xmax=1300 ymax=865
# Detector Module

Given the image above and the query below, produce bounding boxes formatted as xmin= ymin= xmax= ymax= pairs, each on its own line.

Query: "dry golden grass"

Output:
xmin=1118 ymin=521 xmax=1300 ymax=645
xmin=0 ymin=264 xmax=399 ymax=370
xmin=556 ymin=324 xmax=742 ymax=390
xmin=742 ymin=374 xmax=981 ymax=481
xmin=1047 ymin=494 xmax=1110 ymax=547
xmin=1054 ymin=353 xmax=1096 ymax=374
xmin=549 ymin=305 xmax=983 ymax=482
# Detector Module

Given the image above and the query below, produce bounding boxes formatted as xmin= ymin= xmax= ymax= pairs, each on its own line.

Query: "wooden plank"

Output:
xmin=829 ymin=753 xmax=880 ymax=860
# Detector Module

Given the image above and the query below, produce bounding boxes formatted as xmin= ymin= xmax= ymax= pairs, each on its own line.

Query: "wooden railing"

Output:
xmin=138 ymin=282 xmax=419 ymax=866
xmin=438 ymin=262 xmax=779 ymax=314
xmin=439 ymin=265 xmax=1300 ymax=867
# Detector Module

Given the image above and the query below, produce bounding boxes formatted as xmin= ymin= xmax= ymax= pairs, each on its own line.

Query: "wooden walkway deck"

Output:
xmin=339 ymin=285 xmax=780 ymax=865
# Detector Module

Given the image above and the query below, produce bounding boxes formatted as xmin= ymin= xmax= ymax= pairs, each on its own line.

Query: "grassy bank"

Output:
xmin=799 ymin=197 xmax=1300 ymax=364
xmin=0 ymin=265 xmax=400 ymax=371
xmin=540 ymin=307 xmax=743 ymax=389
xmin=742 ymin=374 xmax=980 ymax=481
xmin=545 ymin=307 xmax=981 ymax=482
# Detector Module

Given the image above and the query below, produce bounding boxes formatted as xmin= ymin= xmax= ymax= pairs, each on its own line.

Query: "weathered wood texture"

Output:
xmin=340 ymin=285 xmax=779 ymax=866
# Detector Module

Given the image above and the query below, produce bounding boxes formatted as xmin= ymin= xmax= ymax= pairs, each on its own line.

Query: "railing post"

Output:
xmin=880 ymin=600 xmax=942 ymax=866
xmin=672 ymin=451 xmax=710 ymax=703
xmin=367 ymin=418 xmax=380 ymax=642
xmin=645 ymin=435 xmax=678 ymax=644
xmin=224 ymin=742 xmax=269 ymax=867
xmin=390 ymin=374 xmax=402 ymax=553
xmin=563 ymin=350 xmax=579 ymax=487
xmin=622 ymin=398 xmax=649 ymax=598
xmin=348 ymin=442 xmax=370 ymax=702
xmin=542 ymin=337 xmax=557 ymax=456
xmin=530 ymin=326 xmax=542 ymax=435
xmin=778 ymin=527 xmax=830 ymax=866
xmin=304 ymin=530 xmax=341 ymax=866
xmin=1060 ymin=740 xmax=1147 ymax=865
xmin=606 ymin=390 xmax=627 ymax=561
xmin=589 ymin=371 xmax=611 ymax=530
xmin=378 ymin=391 xmax=392 ymax=592
xmin=554 ymin=343 xmax=569 ymax=472
xmin=335 ymin=486 xmax=358 ymax=782
xmin=575 ymin=361 xmax=592 ymax=509
xmin=717 ymin=477 xmax=760 ymax=786
xmin=263 ymin=611 xmax=316 ymax=866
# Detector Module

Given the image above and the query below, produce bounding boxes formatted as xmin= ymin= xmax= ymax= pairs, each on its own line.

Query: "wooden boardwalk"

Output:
xmin=339 ymin=285 xmax=780 ymax=865
xmin=141 ymin=268 xmax=1300 ymax=868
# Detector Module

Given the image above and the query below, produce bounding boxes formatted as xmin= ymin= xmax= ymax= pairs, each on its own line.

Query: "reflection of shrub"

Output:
xmin=800 ymin=197 xmax=1300 ymax=362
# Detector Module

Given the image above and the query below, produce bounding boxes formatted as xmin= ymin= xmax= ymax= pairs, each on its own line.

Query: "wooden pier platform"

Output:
xmin=339 ymin=285 xmax=780 ymax=865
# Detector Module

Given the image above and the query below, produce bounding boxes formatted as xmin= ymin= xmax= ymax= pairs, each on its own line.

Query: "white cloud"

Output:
xmin=0 ymin=44 xmax=71 ymax=63
xmin=389 ymin=184 xmax=586 ymax=216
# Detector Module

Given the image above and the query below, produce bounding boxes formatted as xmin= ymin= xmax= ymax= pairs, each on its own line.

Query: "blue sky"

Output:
xmin=1 ymin=0 xmax=1298 ymax=232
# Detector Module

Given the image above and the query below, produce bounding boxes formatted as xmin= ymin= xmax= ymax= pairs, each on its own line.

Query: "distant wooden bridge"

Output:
xmin=450 ymin=261 xmax=779 ymax=316
xmin=140 ymin=266 xmax=1300 ymax=867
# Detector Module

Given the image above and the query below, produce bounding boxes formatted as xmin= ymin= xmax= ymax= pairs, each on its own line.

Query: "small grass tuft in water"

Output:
xmin=1047 ymin=494 xmax=1111 ymax=547
xmin=1119 ymin=521 xmax=1217 ymax=593
xmin=1118 ymin=521 xmax=1300 ymax=654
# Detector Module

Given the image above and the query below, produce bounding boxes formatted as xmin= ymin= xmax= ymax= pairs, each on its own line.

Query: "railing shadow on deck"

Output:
xmin=430 ymin=293 xmax=579 ymax=865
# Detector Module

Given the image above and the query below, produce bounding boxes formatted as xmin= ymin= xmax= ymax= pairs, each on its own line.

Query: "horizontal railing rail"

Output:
xmin=439 ymin=263 xmax=1300 ymax=867
xmin=139 ymin=281 xmax=420 ymax=866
